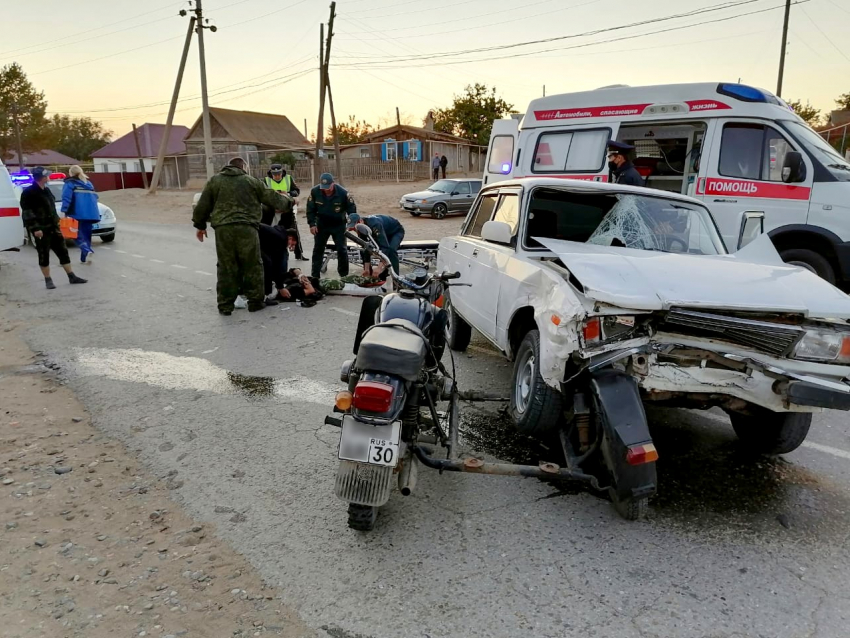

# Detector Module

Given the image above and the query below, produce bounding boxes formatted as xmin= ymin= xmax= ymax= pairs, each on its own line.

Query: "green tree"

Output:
xmin=788 ymin=99 xmax=822 ymax=127
xmin=836 ymin=92 xmax=850 ymax=110
xmin=268 ymin=151 xmax=298 ymax=169
xmin=326 ymin=116 xmax=374 ymax=145
xmin=433 ymin=84 xmax=515 ymax=146
xmin=45 ymin=114 xmax=112 ymax=161
xmin=0 ymin=63 xmax=49 ymax=162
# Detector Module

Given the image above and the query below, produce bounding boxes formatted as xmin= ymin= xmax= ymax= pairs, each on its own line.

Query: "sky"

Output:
xmin=3 ymin=0 xmax=850 ymax=143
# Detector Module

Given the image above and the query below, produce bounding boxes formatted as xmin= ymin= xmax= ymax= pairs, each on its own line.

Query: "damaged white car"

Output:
xmin=438 ymin=178 xmax=850 ymax=518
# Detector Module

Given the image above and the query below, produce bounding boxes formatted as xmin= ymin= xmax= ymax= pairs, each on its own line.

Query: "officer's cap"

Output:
xmin=31 ymin=166 xmax=49 ymax=181
xmin=347 ymin=213 xmax=361 ymax=229
xmin=319 ymin=172 xmax=334 ymax=187
xmin=270 ymin=164 xmax=283 ymax=172
xmin=607 ymin=141 xmax=635 ymax=154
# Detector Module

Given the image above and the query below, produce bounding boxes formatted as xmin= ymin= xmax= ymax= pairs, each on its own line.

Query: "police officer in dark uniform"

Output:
xmin=607 ymin=141 xmax=644 ymax=186
xmin=306 ymin=172 xmax=357 ymax=279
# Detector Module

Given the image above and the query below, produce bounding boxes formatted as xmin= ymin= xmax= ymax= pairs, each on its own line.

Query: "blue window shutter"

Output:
xmin=414 ymin=141 xmax=421 ymax=161
xmin=381 ymin=143 xmax=387 ymax=162
xmin=402 ymin=141 xmax=408 ymax=158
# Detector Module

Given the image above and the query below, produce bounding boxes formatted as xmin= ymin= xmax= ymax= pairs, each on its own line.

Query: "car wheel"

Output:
xmin=100 ymin=233 xmax=115 ymax=243
xmin=779 ymin=248 xmax=836 ymax=284
xmin=729 ymin=408 xmax=812 ymax=455
xmin=444 ymin=291 xmax=471 ymax=352
xmin=431 ymin=203 xmax=448 ymax=219
xmin=509 ymin=329 xmax=563 ymax=435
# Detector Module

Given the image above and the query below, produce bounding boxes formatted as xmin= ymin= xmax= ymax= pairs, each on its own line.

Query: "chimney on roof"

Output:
xmin=423 ymin=110 xmax=435 ymax=131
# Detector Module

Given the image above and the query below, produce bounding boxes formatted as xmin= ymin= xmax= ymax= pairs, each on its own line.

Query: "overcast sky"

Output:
xmin=4 ymin=0 xmax=849 ymax=141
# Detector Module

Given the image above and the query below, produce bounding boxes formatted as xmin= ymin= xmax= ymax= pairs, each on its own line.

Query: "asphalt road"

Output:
xmin=2 ymin=221 xmax=850 ymax=638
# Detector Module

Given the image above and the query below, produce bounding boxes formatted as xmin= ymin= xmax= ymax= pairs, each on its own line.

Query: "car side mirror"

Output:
xmin=355 ymin=223 xmax=372 ymax=237
xmin=781 ymin=151 xmax=806 ymax=183
xmin=737 ymin=211 xmax=765 ymax=250
xmin=450 ymin=191 xmax=459 ymax=195
xmin=481 ymin=220 xmax=513 ymax=245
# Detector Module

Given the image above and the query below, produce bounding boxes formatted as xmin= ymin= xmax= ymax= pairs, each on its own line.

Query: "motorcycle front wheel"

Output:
xmin=347 ymin=503 xmax=378 ymax=531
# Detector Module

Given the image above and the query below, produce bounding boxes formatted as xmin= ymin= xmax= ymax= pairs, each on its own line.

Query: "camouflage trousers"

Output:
xmin=319 ymin=275 xmax=384 ymax=291
xmin=214 ymin=224 xmax=264 ymax=312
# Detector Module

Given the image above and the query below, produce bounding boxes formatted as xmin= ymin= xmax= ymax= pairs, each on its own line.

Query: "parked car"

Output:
xmin=438 ymin=177 xmax=850 ymax=516
xmin=46 ymin=181 xmax=116 ymax=244
xmin=399 ymin=179 xmax=482 ymax=219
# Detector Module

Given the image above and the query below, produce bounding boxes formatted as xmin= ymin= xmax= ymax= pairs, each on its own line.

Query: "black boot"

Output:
xmin=68 ymin=273 xmax=87 ymax=284
xmin=45 ymin=277 xmax=56 ymax=290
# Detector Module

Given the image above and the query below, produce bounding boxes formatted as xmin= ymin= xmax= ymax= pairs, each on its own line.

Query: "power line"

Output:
xmin=335 ymin=1 xmax=807 ymax=69
xmin=799 ymin=5 xmax=850 ymax=63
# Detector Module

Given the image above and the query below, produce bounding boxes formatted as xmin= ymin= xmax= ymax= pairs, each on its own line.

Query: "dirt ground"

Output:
xmin=98 ymin=178 xmax=471 ymax=241
xmin=0 ymin=303 xmax=313 ymax=638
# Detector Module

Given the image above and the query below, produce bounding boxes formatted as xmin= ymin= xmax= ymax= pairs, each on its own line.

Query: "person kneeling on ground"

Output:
xmin=20 ymin=166 xmax=87 ymax=289
xmin=346 ymin=212 xmax=405 ymax=277
xmin=258 ymin=223 xmax=293 ymax=306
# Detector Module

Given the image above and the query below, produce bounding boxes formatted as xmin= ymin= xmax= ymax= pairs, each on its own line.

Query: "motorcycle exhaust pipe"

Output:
xmin=398 ymin=457 xmax=418 ymax=496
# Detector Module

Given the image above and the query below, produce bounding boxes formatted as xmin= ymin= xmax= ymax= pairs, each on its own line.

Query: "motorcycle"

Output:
xmin=326 ymin=224 xmax=463 ymax=531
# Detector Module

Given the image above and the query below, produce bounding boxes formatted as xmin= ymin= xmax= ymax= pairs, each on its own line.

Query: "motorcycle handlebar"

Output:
xmin=344 ymin=231 xmax=372 ymax=250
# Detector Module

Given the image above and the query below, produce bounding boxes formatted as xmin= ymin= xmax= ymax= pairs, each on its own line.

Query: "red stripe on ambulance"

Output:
xmin=0 ymin=207 xmax=20 ymax=217
xmin=684 ymin=100 xmax=731 ymax=111
xmin=704 ymin=178 xmax=810 ymax=200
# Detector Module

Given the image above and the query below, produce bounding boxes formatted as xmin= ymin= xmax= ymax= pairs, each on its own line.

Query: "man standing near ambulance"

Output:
xmin=607 ymin=141 xmax=644 ymax=187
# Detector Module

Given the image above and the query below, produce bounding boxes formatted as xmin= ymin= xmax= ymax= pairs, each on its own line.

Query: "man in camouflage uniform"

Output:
xmin=306 ymin=172 xmax=356 ymax=279
xmin=192 ymin=157 xmax=292 ymax=315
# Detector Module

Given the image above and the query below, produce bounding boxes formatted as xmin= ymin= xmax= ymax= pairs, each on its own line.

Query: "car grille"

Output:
xmin=403 ymin=198 xmax=416 ymax=203
xmin=662 ymin=309 xmax=804 ymax=357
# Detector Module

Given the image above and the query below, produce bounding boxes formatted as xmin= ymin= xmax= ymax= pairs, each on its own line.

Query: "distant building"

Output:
xmin=184 ymin=108 xmax=309 ymax=179
xmin=4 ymin=149 xmax=80 ymax=170
xmin=91 ymin=123 xmax=189 ymax=173
xmin=827 ymin=110 xmax=850 ymax=128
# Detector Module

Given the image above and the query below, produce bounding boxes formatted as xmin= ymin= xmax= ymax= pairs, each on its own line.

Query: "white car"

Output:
xmin=46 ymin=181 xmax=116 ymax=243
xmin=438 ymin=177 xmax=850 ymax=516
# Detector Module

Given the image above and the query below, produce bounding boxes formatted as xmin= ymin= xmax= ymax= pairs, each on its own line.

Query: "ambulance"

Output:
xmin=484 ymin=82 xmax=850 ymax=285
xmin=0 ymin=160 xmax=24 ymax=260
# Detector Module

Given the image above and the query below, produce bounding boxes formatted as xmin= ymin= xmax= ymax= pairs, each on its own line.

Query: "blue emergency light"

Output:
xmin=501 ymin=162 xmax=511 ymax=174
xmin=716 ymin=83 xmax=781 ymax=105
xmin=10 ymin=170 xmax=33 ymax=187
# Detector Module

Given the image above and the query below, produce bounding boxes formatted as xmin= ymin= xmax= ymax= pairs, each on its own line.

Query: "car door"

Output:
xmin=0 ymin=163 xmax=23 ymax=251
xmin=696 ymin=119 xmax=812 ymax=250
xmin=451 ymin=181 xmax=473 ymax=213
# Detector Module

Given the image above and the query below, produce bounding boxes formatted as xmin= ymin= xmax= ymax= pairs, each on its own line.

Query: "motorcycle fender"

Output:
xmin=335 ymin=460 xmax=394 ymax=507
xmin=590 ymin=368 xmax=656 ymax=501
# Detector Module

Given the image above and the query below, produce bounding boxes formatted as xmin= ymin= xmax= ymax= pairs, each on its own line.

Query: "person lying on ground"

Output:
xmin=276 ymin=268 xmax=324 ymax=306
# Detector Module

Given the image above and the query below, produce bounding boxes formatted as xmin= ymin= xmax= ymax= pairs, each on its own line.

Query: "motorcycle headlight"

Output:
xmin=792 ymin=329 xmax=850 ymax=364
xmin=582 ymin=315 xmax=638 ymax=347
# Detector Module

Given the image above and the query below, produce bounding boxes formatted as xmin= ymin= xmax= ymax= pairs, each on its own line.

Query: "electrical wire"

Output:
xmin=799 ymin=5 xmax=850 ymax=64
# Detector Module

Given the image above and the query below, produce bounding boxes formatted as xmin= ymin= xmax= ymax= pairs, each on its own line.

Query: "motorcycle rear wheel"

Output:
xmin=347 ymin=503 xmax=378 ymax=531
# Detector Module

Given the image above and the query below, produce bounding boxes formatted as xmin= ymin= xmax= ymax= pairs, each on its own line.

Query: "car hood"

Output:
xmin=536 ymin=235 xmax=850 ymax=319
xmin=54 ymin=202 xmax=112 ymax=215
xmin=402 ymin=190 xmax=447 ymax=200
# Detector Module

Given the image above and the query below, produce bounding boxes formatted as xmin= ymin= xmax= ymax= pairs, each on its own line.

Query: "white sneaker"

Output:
xmin=234 ymin=295 xmax=248 ymax=310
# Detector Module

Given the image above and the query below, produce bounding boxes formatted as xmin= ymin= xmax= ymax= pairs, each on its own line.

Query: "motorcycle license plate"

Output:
xmin=338 ymin=416 xmax=400 ymax=468
xmin=92 ymin=224 xmax=100 ymax=229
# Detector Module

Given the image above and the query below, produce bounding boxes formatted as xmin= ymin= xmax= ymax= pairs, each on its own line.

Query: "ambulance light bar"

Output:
xmin=716 ymin=83 xmax=777 ymax=104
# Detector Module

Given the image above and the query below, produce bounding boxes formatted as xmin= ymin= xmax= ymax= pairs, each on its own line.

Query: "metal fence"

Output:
xmin=819 ymin=122 xmax=850 ymax=160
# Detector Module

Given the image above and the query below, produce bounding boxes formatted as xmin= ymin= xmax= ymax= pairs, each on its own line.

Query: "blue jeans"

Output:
xmin=385 ymin=229 xmax=405 ymax=274
xmin=76 ymin=220 xmax=95 ymax=259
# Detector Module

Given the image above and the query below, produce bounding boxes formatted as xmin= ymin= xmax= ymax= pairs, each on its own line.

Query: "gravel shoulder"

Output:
xmin=0 ymin=304 xmax=314 ymax=638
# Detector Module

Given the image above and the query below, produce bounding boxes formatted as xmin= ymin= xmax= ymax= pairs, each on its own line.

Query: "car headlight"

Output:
xmin=417 ymin=199 xmax=427 ymax=203
xmin=101 ymin=207 xmax=115 ymax=220
xmin=582 ymin=315 xmax=638 ymax=347
xmin=792 ymin=328 xmax=850 ymax=364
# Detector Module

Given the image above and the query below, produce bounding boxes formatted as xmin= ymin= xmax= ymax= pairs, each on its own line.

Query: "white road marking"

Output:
xmin=202 ymin=347 xmax=219 ymax=354
xmin=329 ymin=307 xmax=359 ymax=318
xmin=171 ymin=264 xmax=188 ymax=269
xmin=150 ymin=259 xmax=165 ymax=264
xmin=114 ymin=250 xmax=127 ymax=254
xmin=100 ymin=247 xmax=111 ymax=250
xmin=195 ymin=270 xmax=213 ymax=276
xmin=131 ymin=254 xmax=146 ymax=258
xmin=802 ymin=441 xmax=850 ymax=461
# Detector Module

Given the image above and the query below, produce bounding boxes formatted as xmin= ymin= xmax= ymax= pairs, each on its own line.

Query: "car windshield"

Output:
xmin=525 ymin=188 xmax=726 ymax=256
xmin=784 ymin=121 xmax=850 ymax=182
xmin=428 ymin=180 xmax=455 ymax=193
xmin=47 ymin=183 xmax=63 ymax=200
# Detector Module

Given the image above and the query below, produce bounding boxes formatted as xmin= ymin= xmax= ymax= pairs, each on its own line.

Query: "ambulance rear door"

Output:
xmin=696 ymin=118 xmax=812 ymax=251
xmin=0 ymin=162 xmax=24 ymax=253
xmin=483 ymin=118 xmax=519 ymax=185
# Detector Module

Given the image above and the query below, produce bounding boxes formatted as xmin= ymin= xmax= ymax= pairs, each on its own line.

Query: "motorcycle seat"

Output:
xmin=355 ymin=318 xmax=427 ymax=381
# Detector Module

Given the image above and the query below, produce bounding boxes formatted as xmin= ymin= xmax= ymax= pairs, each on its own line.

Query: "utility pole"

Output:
xmin=396 ymin=107 xmax=400 ymax=127
xmin=323 ymin=2 xmax=342 ymax=184
xmin=543 ymin=85 xmax=546 ymax=97
xmin=776 ymin=0 xmax=791 ymax=97
xmin=149 ymin=16 xmax=195 ymax=194
xmin=195 ymin=0 xmax=216 ymax=179
xmin=132 ymin=124 xmax=149 ymax=189
xmin=316 ymin=23 xmax=326 ymax=176
xmin=11 ymin=103 xmax=25 ymax=172
xmin=303 ymin=118 xmax=308 ymax=139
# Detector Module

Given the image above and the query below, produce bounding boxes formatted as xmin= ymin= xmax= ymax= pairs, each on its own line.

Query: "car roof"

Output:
xmin=483 ymin=177 xmax=704 ymax=206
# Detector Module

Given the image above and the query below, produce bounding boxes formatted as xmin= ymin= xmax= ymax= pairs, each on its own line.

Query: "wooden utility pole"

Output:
xmin=132 ymin=124 xmax=149 ymax=189
xmin=396 ymin=107 xmax=401 ymax=127
xmin=11 ymin=103 xmax=25 ymax=172
xmin=149 ymin=16 xmax=195 ymax=194
xmin=776 ymin=0 xmax=791 ymax=96
xmin=316 ymin=23 xmax=326 ymax=177
xmin=323 ymin=2 xmax=342 ymax=184
xmin=303 ymin=118 xmax=308 ymax=139
xmin=195 ymin=0 xmax=215 ymax=179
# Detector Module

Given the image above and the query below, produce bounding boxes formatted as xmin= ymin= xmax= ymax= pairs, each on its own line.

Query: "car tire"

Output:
xmin=509 ymin=329 xmax=563 ymax=435
xmin=100 ymin=233 xmax=115 ymax=243
xmin=431 ymin=203 xmax=448 ymax=219
xmin=444 ymin=291 xmax=471 ymax=352
xmin=347 ymin=503 xmax=378 ymax=531
xmin=779 ymin=248 xmax=836 ymax=284
xmin=729 ymin=408 xmax=812 ymax=455
xmin=409 ymin=211 xmax=422 ymax=217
